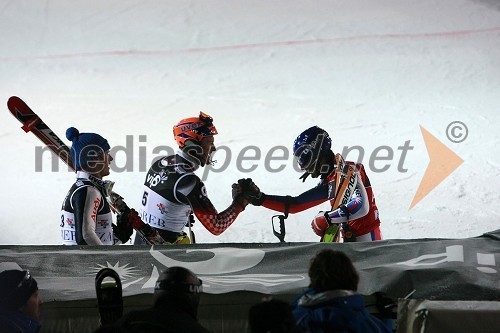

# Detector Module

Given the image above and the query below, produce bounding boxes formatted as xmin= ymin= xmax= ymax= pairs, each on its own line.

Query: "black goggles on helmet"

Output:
xmin=199 ymin=112 xmax=213 ymax=125
xmin=196 ymin=112 xmax=217 ymax=136
xmin=294 ymin=146 xmax=320 ymax=172
xmin=14 ymin=270 xmax=36 ymax=292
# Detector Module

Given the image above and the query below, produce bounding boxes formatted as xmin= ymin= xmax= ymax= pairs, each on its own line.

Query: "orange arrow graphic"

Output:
xmin=409 ymin=126 xmax=464 ymax=210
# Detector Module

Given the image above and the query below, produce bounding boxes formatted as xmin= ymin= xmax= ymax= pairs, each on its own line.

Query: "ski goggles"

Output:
xmin=199 ymin=112 xmax=213 ymax=125
xmin=293 ymin=146 xmax=324 ymax=173
xmin=294 ymin=147 xmax=315 ymax=171
xmin=196 ymin=112 xmax=217 ymax=136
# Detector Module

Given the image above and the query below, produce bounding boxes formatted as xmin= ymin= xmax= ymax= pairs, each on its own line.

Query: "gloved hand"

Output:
xmin=124 ymin=209 xmax=146 ymax=230
xmin=311 ymin=211 xmax=331 ymax=237
xmin=231 ymin=182 xmax=243 ymax=200
xmin=113 ymin=211 xmax=134 ymax=243
xmin=233 ymin=178 xmax=264 ymax=205
xmin=232 ymin=183 xmax=250 ymax=209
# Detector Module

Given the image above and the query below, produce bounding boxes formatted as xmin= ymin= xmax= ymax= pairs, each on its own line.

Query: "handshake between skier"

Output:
xmin=60 ymin=110 xmax=383 ymax=245
xmin=231 ymin=179 xmax=262 ymax=206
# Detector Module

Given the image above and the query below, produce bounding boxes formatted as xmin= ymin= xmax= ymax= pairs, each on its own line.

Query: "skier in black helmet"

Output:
xmin=238 ymin=126 xmax=382 ymax=242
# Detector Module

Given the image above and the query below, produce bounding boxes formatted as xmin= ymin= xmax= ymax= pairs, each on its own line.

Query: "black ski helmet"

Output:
xmin=154 ymin=267 xmax=203 ymax=318
xmin=293 ymin=126 xmax=332 ymax=170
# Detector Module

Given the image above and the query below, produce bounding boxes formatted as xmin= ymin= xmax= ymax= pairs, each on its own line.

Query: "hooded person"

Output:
xmin=60 ymin=127 xmax=133 ymax=245
xmin=115 ymin=266 xmax=209 ymax=333
xmin=136 ymin=112 xmax=251 ymax=244
xmin=0 ymin=270 xmax=42 ymax=333
xmin=291 ymin=250 xmax=391 ymax=333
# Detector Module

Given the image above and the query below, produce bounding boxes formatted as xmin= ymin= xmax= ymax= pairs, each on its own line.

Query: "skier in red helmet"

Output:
xmin=136 ymin=112 xmax=251 ymax=244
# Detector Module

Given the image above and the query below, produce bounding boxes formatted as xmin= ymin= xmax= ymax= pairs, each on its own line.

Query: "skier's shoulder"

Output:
xmin=74 ymin=178 xmax=93 ymax=188
xmin=176 ymin=172 xmax=202 ymax=195
xmin=70 ymin=178 xmax=104 ymax=205
xmin=149 ymin=155 xmax=175 ymax=171
xmin=67 ymin=178 xmax=93 ymax=198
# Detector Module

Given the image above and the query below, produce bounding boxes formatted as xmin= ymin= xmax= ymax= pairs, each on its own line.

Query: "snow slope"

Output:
xmin=0 ymin=0 xmax=499 ymax=245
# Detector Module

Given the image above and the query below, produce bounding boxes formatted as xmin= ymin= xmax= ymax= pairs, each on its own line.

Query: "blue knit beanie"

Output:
xmin=66 ymin=127 xmax=111 ymax=170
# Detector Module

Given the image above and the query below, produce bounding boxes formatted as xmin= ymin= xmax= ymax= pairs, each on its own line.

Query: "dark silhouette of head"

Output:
xmin=248 ymin=298 xmax=303 ymax=333
xmin=0 ymin=269 xmax=41 ymax=321
xmin=308 ymin=250 xmax=359 ymax=292
xmin=154 ymin=266 xmax=203 ymax=319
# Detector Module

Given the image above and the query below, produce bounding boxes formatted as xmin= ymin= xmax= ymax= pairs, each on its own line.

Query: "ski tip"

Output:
xmin=7 ymin=96 xmax=24 ymax=113
xmin=7 ymin=96 xmax=21 ymax=105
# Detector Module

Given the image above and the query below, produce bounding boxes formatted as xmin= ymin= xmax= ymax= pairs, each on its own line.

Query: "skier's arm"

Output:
xmin=178 ymin=175 xmax=247 ymax=236
xmin=326 ymin=173 xmax=370 ymax=223
xmin=72 ymin=187 xmax=104 ymax=245
xmin=259 ymin=184 xmax=329 ymax=214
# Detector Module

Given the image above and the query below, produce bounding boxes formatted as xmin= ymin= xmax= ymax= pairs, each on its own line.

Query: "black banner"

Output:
xmin=1 ymin=229 xmax=499 ymax=302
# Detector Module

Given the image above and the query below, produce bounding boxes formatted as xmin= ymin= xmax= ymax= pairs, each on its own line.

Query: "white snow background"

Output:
xmin=0 ymin=0 xmax=499 ymax=245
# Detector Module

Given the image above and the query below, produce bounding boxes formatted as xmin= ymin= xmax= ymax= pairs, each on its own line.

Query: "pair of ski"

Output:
xmin=320 ymin=153 xmax=358 ymax=242
xmin=7 ymin=96 xmax=165 ymax=245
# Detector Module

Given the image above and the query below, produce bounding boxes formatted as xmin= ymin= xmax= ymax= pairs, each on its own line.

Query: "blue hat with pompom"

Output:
xmin=66 ymin=127 xmax=110 ymax=170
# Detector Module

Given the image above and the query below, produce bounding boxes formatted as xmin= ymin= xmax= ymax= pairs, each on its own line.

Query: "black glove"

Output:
xmin=232 ymin=182 xmax=243 ymax=200
xmin=236 ymin=178 xmax=264 ymax=206
xmin=114 ymin=211 xmax=134 ymax=243
xmin=231 ymin=183 xmax=250 ymax=209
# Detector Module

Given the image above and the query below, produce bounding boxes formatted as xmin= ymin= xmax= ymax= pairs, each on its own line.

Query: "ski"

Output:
xmin=8 ymin=96 xmax=74 ymax=170
xmin=7 ymin=96 xmax=166 ymax=245
xmin=321 ymin=153 xmax=344 ymax=242
xmin=321 ymin=154 xmax=358 ymax=242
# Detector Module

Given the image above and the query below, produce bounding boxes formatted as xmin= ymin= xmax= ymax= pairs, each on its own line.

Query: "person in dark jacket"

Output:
xmin=292 ymin=250 xmax=390 ymax=333
xmin=116 ymin=266 xmax=209 ymax=333
xmin=248 ymin=298 xmax=303 ymax=333
xmin=0 ymin=269 xmax=42 ymax=333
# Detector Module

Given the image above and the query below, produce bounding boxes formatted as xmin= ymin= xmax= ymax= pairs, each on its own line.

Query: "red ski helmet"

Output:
xmin=173 ymin=112 xmax=218 ymax=148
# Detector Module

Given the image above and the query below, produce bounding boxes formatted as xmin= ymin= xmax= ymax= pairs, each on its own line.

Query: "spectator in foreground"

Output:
xmin=292 ymin=249 xmax=391 ymax=333
xmin=115 ymin=266 xmax=209 ymax=333
xmin=0 ymin=270 xmax=42 ymax=333
xmin=248 ymin=298 xmax=303 ymax=333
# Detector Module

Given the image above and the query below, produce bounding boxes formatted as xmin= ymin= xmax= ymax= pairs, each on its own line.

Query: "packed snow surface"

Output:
xmin=1 ymin=0 xmax=499 ymax=244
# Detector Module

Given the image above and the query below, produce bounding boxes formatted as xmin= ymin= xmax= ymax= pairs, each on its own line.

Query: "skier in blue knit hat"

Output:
xmin=60 ymin=127 xmax=133 ymax=245
xmin=66 ymin=127 xmax=111 ymax=172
